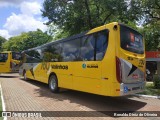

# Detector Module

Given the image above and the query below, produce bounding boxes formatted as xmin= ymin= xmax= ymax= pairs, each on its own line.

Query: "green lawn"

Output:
xmin=138 ymin=82 xmax=160 ymax=96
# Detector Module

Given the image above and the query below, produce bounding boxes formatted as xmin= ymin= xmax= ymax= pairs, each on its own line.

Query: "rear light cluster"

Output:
xmin=116 ymin=57 xmax=122 ymax=83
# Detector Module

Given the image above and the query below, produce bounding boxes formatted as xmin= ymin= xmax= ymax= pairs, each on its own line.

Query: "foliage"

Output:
xmin=0 ymin=36 xmax=7 ymax=52
xmin=126 ymin=0 xmax=160 ymax=51
xmin=140 ymin=0 xmax=160 ymax=25
xmin=46 ymin=23 xmax=69 ymax=40
xmin=2 ymin=29 xmax=52 ymax=52
xmin=42 ymin=0 xmax=133 ymax=37
xmin=138 ymin=82 xmax=160 ymax=96
xmin=42 ymin=0 xmax=160 ymax=50
xmin=131 ymin=0 xmax=160 ymax=50
xmin=1 ymin=0 xmax=159 ymax=52
xmin=153 ymin=75 xmax=160 ymax=89
xmin=142 ymin=22 xmax=160 ymax=51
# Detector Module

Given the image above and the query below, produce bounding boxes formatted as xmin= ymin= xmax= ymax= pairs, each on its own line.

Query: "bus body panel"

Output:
xmin=101 ymin=23 xmax=119 ymax=96
xmin=72 ymin=61 xmax=102 ymax=94
xmin=50 ymin=62 xmax=73 ymax=89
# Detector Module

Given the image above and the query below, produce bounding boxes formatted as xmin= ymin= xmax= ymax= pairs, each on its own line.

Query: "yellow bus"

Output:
xmin=19 ymin=22 xmax=145 ymax=96
xmin=0 ymin=51 xmax=21 ymax=73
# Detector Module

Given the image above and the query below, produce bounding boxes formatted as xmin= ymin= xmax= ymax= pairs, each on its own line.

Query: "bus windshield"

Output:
xmin=0 ymin=53 xmax=8 ymax=62
xmin=120 ymin=25 xmax=144 ymax=54
xmin=12 ymin=52 xmax=21 ymax=60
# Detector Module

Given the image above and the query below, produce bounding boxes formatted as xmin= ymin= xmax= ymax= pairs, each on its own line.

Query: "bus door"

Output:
xmin=73 ymin=30 xmax=108 ymax=94
xmin=11 ymin=52 xmax=21 ymax=72
xmin=0 ymin=52 xmax=10 ymax=73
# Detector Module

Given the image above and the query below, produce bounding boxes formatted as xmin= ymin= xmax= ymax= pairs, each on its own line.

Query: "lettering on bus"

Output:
xmin=127 ymin=57 xmax=133 ymax=61
xmin=41 ymin=62 xmax=50 ymax=70
xmin=51 ymin=64 xmax=68 ymax=70
xmin=138 ymin=59 xmax=144 ymax=68
xmin=87 ymin=64 xmax=98 ymax=68
xmin=41 ymin=62 xmax=68 ymax=70
xmin=82 ymin=63 xmax=98 ymax=69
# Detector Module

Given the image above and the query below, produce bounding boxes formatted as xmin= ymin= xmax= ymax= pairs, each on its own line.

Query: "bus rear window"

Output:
xmin=0 ymin=53 xmax=8 ymax=62
xmin=120 ymin=25 xmax=144 ymax=54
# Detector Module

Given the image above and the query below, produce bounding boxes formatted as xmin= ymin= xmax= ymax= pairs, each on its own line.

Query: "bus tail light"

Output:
xmin=116 ymin=57 xmax=122 ymax=83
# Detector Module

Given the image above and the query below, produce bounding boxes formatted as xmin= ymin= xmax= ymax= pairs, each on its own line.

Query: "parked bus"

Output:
xmin=19 ymin=22 xmax=145 ymax=96
xmin=0 ymin=51 xmax=21 ymax=73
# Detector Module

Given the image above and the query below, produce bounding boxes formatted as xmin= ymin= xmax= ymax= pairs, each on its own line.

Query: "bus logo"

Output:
xmin=82 ymin=63 xmax=86 ymax=69
xmin=124 ymin=86 xmax=128 ymax=93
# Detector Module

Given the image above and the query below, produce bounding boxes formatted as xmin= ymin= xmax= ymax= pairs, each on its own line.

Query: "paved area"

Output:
xmin=0 ymin=73 xmax=160 ymax=120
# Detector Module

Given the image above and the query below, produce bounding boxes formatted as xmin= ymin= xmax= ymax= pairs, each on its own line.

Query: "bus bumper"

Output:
xmin=120 ymin=81 xmax=146 ymax=96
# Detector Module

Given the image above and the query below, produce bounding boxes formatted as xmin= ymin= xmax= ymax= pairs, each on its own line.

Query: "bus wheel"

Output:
xmin=23 ymin=70 xmax=27 ymax=80
xmin=49 ymin=75 xmax=59 ymax=93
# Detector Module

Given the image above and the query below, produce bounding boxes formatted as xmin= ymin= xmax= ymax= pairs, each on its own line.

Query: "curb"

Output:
xmin=135 ymin=94 xmax=160 ymax=99
xmin=0 ymin=82 xmax=7 ymax=120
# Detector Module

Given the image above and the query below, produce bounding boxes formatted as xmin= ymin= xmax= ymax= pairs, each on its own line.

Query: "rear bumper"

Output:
xmin=120 ymin=81 xmax=146 ymax=96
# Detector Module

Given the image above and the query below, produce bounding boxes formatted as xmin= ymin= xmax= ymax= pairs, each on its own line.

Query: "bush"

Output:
xmin=153 ymin=75 xmax=160 ymax=89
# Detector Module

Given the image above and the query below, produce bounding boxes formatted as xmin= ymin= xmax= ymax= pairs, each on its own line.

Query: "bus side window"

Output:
xmin=80 ymin=35 xmax=96 ymax=61
xmin=96 ymin=30 xmax=108 ymax=61
xmin=62 ymin=39 xmax=81 ymax=62
xmin=25 ymin=50 xmax=41 ymax=63
xmin=51 ymin=43 xmax=63 ymax=62
xmin=0 ymin=53 xmax=8 ymax=62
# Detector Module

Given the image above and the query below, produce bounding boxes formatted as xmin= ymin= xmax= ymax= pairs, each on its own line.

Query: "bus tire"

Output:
xmin=49 ymin=75 xmax=59 ymax=93
xmin=23 ymin=70 xmax=27 ymax=80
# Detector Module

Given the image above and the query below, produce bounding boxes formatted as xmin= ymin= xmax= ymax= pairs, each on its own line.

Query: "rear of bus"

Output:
xmin=0 ymin=52 xmax=11 ymax=73
xmin=0 ymin=51 xmax=21 ymax=73
xmin=116 ymin=24 xmax=145 ymax=96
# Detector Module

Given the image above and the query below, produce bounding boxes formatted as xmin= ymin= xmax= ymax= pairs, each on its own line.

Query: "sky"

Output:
xmin=0 ymin=0 xmax=47 ymax=39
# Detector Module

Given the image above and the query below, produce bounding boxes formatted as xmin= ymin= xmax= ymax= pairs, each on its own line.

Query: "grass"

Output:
xmin=138 ymin=82 xmax=160 ymax=96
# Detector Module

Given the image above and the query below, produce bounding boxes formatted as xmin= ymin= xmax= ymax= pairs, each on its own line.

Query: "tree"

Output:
xmin=42 ymin=0 xmax=160 ymax=50
xmin=42 ymin=0 xmax=130 ymax=37
xmin=140 ymin=0 xmax=160 ymax=24
xmin=0 ymin=36 xmax=7 ymax=52
xmin=123 ymin=0 xmax=160 ymax=50
xmin=128 ymin=0 xmax=160 ymax=25
xmin=3 ymin=29 xmax=52 ymax=52
xmin=141 ymin=22 xmax=160 ymax=51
